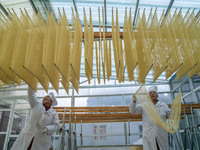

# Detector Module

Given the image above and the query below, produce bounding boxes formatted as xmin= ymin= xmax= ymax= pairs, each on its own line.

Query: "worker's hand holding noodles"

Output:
xmin=129 ymin=86 xmax=171 ymax=150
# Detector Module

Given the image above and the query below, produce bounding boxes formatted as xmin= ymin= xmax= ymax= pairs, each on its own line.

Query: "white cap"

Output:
xmin=47 ymin=92 xmax=58 ymax=106
xmin=148 ymin=85 xmax=158 ymax=93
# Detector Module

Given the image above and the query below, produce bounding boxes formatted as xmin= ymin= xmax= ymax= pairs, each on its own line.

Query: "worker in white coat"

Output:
xmin=11 ymin=86 xmax=60 ymax=150
xmin=129 ymin=86 xmax=171 ymax=150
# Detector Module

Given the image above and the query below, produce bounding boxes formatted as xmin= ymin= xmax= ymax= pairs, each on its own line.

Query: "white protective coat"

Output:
xmin=11 ymin=86 xmax=60 ymax=150
xmin=129 ymin=100 xmax=171 ymax=150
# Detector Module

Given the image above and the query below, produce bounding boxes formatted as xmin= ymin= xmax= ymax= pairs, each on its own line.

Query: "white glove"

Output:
xmin=42 ymin=128 xmax=48 ymax=134
xmin=132 ymin=94 xmax=137 ymax=103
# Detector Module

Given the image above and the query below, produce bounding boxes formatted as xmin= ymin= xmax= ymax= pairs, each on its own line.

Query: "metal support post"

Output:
xmin=189 ymin=78 xmax=200 ymax=124
xmin=62 ymin=107 xmax=67 ymax=150
xmin=73 ymin=116 xmax=77 ymax=150
xmin=3 ymin=99 xmax=16 ymax=150
xmin=80 ymin=120 xmax=83 ymax=146
xmin=168 ymin=133 xmax=172 ymax=150
xmin=124 ymin=122 xmax=127 ymax=145
xmin=66 ymin=130 xmax=69 ymax=150
xmin=168 ymin=133 xmax=175 ymax=150
xmin=133 ymin=0 xmax=139 ymax=27
xmin=122 ymin=95 xmax=125 ymax=106
xmin=97 ymin=97 xmax=100 ymax=106
xmin=174 ymin=129 xmax=184 ymax=150
xmin=71 ymin=89 xmax=75 ymax=107
xmin=183 ymin=107 xmax=192 ymax=149
xmin=128 ymin=120 xmax=130 ymax=145
xmin=58 ymin=107 xmax=67 ymax=150
xmin=68 ymin=110 xmax=72 ymax=150
xmin=189 ymin=104 xmax=199 ymax=149
xmin=58 ymin=130 xmax=62 ymax=150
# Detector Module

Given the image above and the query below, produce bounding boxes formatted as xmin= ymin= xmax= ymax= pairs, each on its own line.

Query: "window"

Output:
xmin=183 ymin=94 xmax=194 ymax=104
xmin=171 ymin=76 xmax=178 ymax=89
xmin=100 ymin=125 xmax=106 ymax=139
xmin=93 ymin=125 xmax=107 ymax=140
xmin=181 ymin=81 xmax=191 ymax=96
xmin=195 ymin=90 xmax=200 ymax=103
xmin=192 ymin=74 xmax=200 ymax=89
xmin=99 ymin=96 xmax=122 ymax=106
xmin=0 ymin=111 xmax=10 ymax=132
xmin=124 ymin=95 xmax=132 ymax=106
xmin=158 ymin=93 xmax=172 ymax=104
xmin=75 ymin=97 xmax=97 ymax=107
xmin=171 ymin=75 xmax=186 ymax=90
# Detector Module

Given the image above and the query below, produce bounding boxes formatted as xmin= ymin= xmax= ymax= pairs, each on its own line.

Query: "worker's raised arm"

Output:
xmin=129 ymin=95 xmax=142 ymax=114
xmin=45 ymin=112 xmax=60 ymax=135
xmin=28 ymin=86 xmax=39 ymax=108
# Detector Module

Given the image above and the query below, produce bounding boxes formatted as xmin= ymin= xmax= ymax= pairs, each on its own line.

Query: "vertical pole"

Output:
xmin=3 ymin=99 xmax=16 ymax=150
xmin=133 ymin=0 xmax=139 ymax=27
xmin=62 ymin=107 xmax=67 ymax=150
xmin=94 ymin=78 xmax=96 ymax=86
xmin=68 ymin=110 xmax=72 ymax=150
xmin=174 ymin=129 xmax=184 ymax=150
xmin=73 ymin=116 xmax=77 ymax=150
xmin=178 ymin=86 xmax=184 ymax=150
xmin=53 ymin=133 xmax=56 ymax=150
xmin=124 ymin=122 xmax=127 ymax=145
xmin=71 ymin=89 xmax=75 ymax=150
xmin=66 ymin=130 xmax=69 ymax=150
xmin=168 ymin=133 xmax=171 ymax=150
xmin=189 ymin=77 xmax=200 ymax=149
xmin=176 ymin=128 xmax=184 ymax=150
xmin=59 ymin=107 xmax=66 ymax=150
xmin=122 ymin=95 xmax=125 ymax=105
xmin=80 ymin=120 xmax=83 ymax=146
xmin=72 ymin=88 xmax=75 ymax=107
xmin=128 ymin=120 xmax=130 ymax=145
xmin=183 ymin=107 xmax=191 ymax=149
xmin=168 ymin=133 xmax=174 ymax=150
xmin=104 ymin=0 xmax=107 ymax=32
xmin=190 ymin=105 xmax=199 ymax=149
xmin=169 ymin=80 xmax=173 ymax=150
xmin=189 ymin=78 xmax=200 ymax=123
